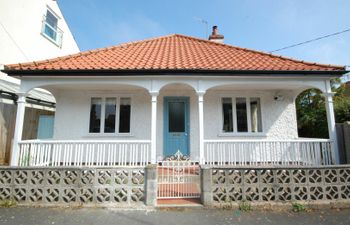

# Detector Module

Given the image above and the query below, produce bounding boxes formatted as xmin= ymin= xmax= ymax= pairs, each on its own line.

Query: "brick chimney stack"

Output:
xmin=208 ymin=26 xmax=224 ymax=43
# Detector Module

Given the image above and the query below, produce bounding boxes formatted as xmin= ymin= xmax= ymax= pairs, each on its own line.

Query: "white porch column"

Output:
xmin=10 ymin=93 xmax=27 ymax=166
xmin=150 ymin=92 xmax=158 ymax=164
xmin=197 ymin=91 xmax=205 ymax=164
xmin=324 ymin=80 xmax=339 ymax=164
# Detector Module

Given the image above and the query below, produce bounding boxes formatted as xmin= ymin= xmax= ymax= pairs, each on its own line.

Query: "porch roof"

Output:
xmin=3 ymin=34 xmax=347 ymax=76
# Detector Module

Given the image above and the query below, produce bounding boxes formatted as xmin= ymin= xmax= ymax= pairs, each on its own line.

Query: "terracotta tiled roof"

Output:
xmin=4 ymin=34 xmax=346 ymax=73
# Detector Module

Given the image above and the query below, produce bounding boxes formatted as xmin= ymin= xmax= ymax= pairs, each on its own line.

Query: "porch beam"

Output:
xmin=150 ymin=92 xmax=158 ymax=164
xmin=324 ymin=80 xmax=339 ymax=164
xmin=10 ymin=92 xmax=27 ymax=166
xmin=197 ymin=91 xmax=205 ymax=164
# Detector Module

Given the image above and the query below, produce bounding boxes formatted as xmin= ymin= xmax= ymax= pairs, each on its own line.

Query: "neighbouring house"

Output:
xmin=1 ymin=26 xmax=347 ymax=168
xmin=0 ymin=0 xmax=79 ymax=164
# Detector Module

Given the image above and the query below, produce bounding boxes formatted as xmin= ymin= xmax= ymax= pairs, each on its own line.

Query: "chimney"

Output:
xmin=208 ymin=25 xmax=224 ymax=43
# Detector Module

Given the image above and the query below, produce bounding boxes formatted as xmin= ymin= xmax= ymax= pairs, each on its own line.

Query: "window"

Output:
xmin=118 ymin=98 xmax=131 ymax=133
xmin=89 ymin=97 xmax=131 ymax=134
xmin=168 ymin=101 xmax=185 ymax=132
xmin=236 ymin=97 xmax=248 ymax=132
xmin=41 ymin=8 xmax=63 ymax=47
xmin=250 ymin=98 xmax=262 ymax=132
xmin=89 ymin=98 xmax=102 ymax=133
xmin=222 ymin=97 xmax=263 ymax=133
xmin=104 ymin=98 xmax=116 ymax=133
xmin=222 ymin=98 xmax=233 ymax=132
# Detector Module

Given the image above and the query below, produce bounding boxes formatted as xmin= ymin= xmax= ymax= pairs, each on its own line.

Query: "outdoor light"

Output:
xmin=274 ymin=94 xmax=284 ymax=101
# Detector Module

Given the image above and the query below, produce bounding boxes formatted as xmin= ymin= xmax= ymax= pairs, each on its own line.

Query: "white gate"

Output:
xmin=157 ymin=152 xmax=201 ymax=199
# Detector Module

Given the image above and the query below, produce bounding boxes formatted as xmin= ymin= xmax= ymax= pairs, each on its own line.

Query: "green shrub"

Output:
xmin=296 ymin=79 xmax=350 ymax=139
xmin=0 ymin=199 xmax=17 ymax=208
xmin=292 ymin=202 xmax=306 ymax=212
xmin=239 ymin=201 xmax=252 ymax=212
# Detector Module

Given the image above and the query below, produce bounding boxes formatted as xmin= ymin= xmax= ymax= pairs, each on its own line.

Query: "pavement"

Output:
xmin=0 ymin=207 xmax=349 ymax=225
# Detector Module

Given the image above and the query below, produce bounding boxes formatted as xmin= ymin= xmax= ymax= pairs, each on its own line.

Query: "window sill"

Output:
xmin=84 ymin=133 xmax=134 ymax=138
xmin=218 ymin=132 xmax=267 ymax=137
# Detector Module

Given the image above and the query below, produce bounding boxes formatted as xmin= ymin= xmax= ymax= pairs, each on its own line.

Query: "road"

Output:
xmin=0 ymin=207 xmax=349 ymax=225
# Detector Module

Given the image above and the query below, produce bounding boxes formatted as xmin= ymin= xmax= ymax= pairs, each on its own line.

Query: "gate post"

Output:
xmin=343 ymin=122 xmax=350 ymax=164
xmin=201 ymin=165 xmax=213 ymax=206
xmin=145 ymin=164 xmax=157 ymax=206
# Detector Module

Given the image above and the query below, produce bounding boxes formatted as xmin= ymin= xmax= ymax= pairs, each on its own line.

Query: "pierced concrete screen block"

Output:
xmin=212 ymin=167 xmax=350 ymax=204
xmin=0 ymin=167 xmax=145 ymax=206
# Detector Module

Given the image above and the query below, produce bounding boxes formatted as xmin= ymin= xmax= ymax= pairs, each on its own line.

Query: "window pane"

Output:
xmin=89 ymin=98 xmax=101 ymax=133
xmin=44 ymin=10 xmax=58 ymax=41
xmin=250 ymin=98 xmax=262 ymax=132
xmin=46 ymin=10 xmax=58 ymax=28
xmin=104 ymin=98 xmax=116 ymax=133
xmin=169 ymin=101 xmax=185 ymax=132
xmin=44 ymin=25 xmax=56 ymax=39
xmin=222 ymin=98 xmax=233 ymax=132
xmin=236 ymin=97 xmax=248 ymax=132
xmin=119 ymin=98 xmax=131 ymax=133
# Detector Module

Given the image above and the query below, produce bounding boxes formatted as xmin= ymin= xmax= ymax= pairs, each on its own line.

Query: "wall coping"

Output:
xmin=203 ymin=164 xmax=350 ymax=170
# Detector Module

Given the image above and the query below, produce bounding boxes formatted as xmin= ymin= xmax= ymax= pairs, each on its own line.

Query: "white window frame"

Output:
xmin=218 ymin=94 xmax=265 ymax=136
xmin=41 ymin=6 xmax=63 ymax=47
xmin=87 ymin=94 xmax=133 ymax=136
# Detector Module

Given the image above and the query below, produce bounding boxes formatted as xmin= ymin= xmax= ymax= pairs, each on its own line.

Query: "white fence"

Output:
xmin=18 ymin=140 xmax=151 ymax=167
xmin=204 ymin=139 xmax=335 ymax=166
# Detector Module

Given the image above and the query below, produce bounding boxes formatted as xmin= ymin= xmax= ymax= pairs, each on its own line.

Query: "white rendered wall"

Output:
xmin=0 ymin=0 xmax=79 ymax=94
xmin=53 ymin=87 xmax=298 ymax=160
xmin=0 ymin=0 xmax=79 ymax=66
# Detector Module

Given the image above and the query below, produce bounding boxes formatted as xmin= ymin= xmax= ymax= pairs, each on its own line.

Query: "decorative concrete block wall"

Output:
xmin=2 ymin=165 xmax=350 ymax=207
xmin=0 ymin=167 xmax=145 ymax=206
xmin=203 ymin=166 xmax=350 ymax=205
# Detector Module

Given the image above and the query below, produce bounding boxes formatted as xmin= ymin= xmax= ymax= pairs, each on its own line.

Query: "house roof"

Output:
xmin=0 ymin=79 xmax=55 ymax=108
xmin=3 ymin=34 xmax=346 ymax=75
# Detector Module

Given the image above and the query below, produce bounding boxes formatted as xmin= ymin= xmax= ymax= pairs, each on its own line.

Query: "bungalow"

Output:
xmin=2 ymin=27 xmax=347 ymax=167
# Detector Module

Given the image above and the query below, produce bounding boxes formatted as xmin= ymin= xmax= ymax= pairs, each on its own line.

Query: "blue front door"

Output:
xmin=164 ymin=97 xmax=190 ymax=157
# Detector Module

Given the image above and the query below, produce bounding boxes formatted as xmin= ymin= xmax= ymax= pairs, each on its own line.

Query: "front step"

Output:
xmin=157 ymin=198 xmax=203 ymax=208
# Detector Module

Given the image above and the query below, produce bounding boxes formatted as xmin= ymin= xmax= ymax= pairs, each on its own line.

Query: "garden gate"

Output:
xmin=157 ymin=151 xmax=201 ymax=199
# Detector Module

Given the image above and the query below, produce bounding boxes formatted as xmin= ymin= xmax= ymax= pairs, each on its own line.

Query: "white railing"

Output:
xmin=41 ymin=15 xmax=63 ymax=47
xmin=18 ymin=140 xmax=151 ymax=167
xmin=204 ymin=139 xmax=335 ymax=166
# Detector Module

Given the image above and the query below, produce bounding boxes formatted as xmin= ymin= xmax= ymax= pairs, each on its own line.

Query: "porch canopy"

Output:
xmin=2 ymin=34 xmax=347 ymax=166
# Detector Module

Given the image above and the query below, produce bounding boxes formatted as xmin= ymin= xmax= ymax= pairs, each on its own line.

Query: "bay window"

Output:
xmin=89 ymin=97 xmax=131 ymax=134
